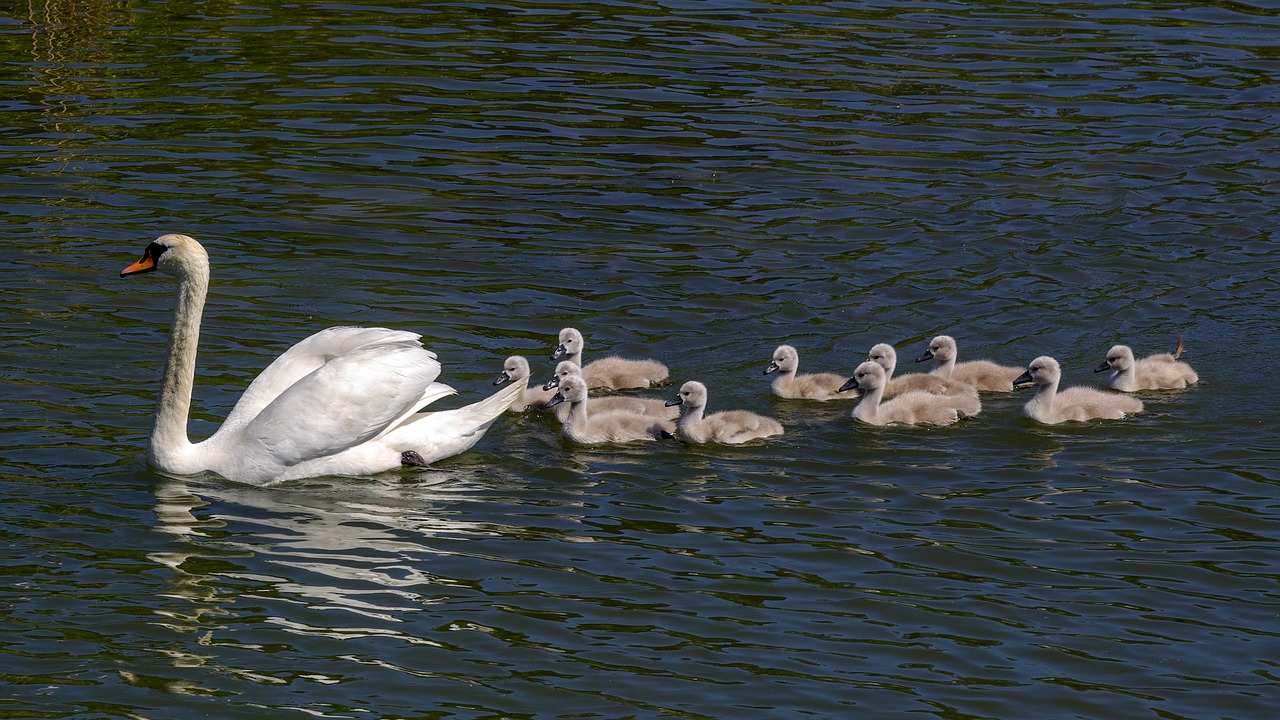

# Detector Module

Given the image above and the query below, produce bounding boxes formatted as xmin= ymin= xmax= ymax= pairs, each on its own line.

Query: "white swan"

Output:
xmin=493 ymin=355 xmax=557 ymax=412
xmin=846 ymin=343 xmax=979 ymax=400
xmin=545 ymin=375 xmax=675 ymax=444
xmin=1016 ymin=356 xmax=1143 ymax=424
xmin=549 ymin=327 xmax=668 ymax=390
xmin=542 ymin=361 xmax=677 ymax=422
xmin=1093 ymin=340 xmax=1199 ymax=392
xmin=916 ymin=335 xmax=1024 ymax=392
xmin=120 ymin=234 xmax=523 ymax=485
xmin=763 ymin=344 xmax=856 ymax=401
xmin=666 ymin=381 xmax=784 ymax=444
xmin=849 ymin=361 xmax=980 ymax=426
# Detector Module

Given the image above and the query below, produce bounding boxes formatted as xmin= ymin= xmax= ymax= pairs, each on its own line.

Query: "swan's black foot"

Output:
xmin=400 ymin=451 xmax=429 ymax=469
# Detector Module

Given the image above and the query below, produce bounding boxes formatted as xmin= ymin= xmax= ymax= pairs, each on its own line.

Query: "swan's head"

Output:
xmin=766 ymin=345 xmax=798 ymax=375
xmin=917 ymin=335 xmax=957 ymax=364
xmin=667 ymin=380 xmax=708 ymax=410
xmin=550 ymin=327 xmax=584 ymax=361
xmin=850 ymin=361 xmax=887 ymax=392
xmin=542 ymin=360 xmax=582 ymax=391
xmin=1094 ymin=345 xmax=1135 ymax=374
xmin=120 ymin=234 xmax=207 ymax=278
xmin=546 ymin=374 xmax=588 ymax=408
xmin=495 ymin=356 xmax=530 ymax=385
xmin=1015 ymin=356 xmax=1060 ymax=389
xmin=867 ymin=343 xmax=898 ymax=375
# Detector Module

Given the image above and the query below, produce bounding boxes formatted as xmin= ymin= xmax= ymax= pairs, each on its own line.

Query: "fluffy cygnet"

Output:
xmin=543 ymin=361 xmax=678 ymax=422
xmin=546 ymin=375 xmax=675 ymax=444
xmin=844 ymin=343 xmax=979 ymax=400
xmin=494 ymin=355 xmax=557 ymax=412
xmin=764 ymin=344 xmax=857 ymax=401
xmin=1016 ymin=356 xmax=1143 ymax=424
xmin=1093 ymin=340 xmax=1198 ymax=392
xmin=666 ymin=381 xmax=783 ymax=444
xmin=916 ymin=335 xmax=1024 ymax=392
xmin=849 ymin=361 xmax=981 ymax=426
xmin=549 ymin=327 xmax=668 ymax=391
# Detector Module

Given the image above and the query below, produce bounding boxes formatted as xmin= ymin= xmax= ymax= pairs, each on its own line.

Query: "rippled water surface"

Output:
xmin=3 ymin=1 xmax=1280 ymax=717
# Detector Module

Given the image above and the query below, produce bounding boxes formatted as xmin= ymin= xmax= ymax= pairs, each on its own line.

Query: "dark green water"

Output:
xmin=3 ymin=1 xmax=1279 ymax=718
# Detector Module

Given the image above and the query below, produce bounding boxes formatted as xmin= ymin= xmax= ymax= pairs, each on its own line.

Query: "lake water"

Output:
xmin=3 ymin=1 xmax=1279 ymax=717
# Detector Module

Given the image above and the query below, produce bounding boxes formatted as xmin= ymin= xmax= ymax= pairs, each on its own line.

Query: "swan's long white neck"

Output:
xmin=679 ymin=402 xmax=705 ymax=430
xmin=1032 ymin=375 xmax=1060 ymax=411
xmin=934 ymin=355 xmax=956 ymax=378
xmin=149 ymin=259 xmax=209 ymax=474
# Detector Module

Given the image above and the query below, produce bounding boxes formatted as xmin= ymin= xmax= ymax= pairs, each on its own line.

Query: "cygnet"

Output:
xmin=849 ymin=361 xmax=981 ymax=426
xmin=843 ymin=343 xmax=979 ymax=400
xmin=666 ymin=381 xmax=783 ymax=444
xmin=916 ymin=335 xmax=1024 ymax=392
xmin=1016 ymin=356 xmax=1144 ymax=424
xmin=546 ymin=375 xmax=675 ymax=444
xmin=550 ymin=327 xmax=668 ymax=391
xmin=1093 ymin=339 xmax=1198 ymax=392
xmin=493 ymin=355 xmax=557 ymax=412
xmin=764 ymin=344 xmax=856 ymax=401
xmin=543 ymin=361 xmax=677 ymax=422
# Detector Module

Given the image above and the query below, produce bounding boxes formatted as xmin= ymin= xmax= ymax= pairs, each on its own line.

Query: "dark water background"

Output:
xmin=3 ymin=1 xmax=1279 ymax=718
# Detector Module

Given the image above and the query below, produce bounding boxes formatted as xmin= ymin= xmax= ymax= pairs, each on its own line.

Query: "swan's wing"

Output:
xmin=240 ymin=340 xmax=447 ymax=467
xmin=223 ymin=327 xmax=432 ymax=431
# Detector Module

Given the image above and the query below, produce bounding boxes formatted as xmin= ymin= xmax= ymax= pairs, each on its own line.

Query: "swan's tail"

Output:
xmin=389 ymin=378 xmax=526 ymax=464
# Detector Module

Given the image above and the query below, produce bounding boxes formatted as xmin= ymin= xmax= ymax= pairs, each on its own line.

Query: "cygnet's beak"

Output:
xmin=915 ymin=349 xmax=934 ymax=363
xmin=493 ymin=372 xmax=510 ymax=386
xmin=549 ymin=344 xmax=567 ymax=362
xmin=1092 ymin=360 xmax=1112 ymax=373
xmin=1013 ymin=370 xmax=1035 ymax=388
xmin=764 ymin=361 xmax=779 ymax=375
xmin=837 ymin=376 xmax=860 ymax=394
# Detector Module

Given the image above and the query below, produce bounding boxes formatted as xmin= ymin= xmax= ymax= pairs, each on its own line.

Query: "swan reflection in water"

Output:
xmin=143 ymin=470 xmax=503 ymax=679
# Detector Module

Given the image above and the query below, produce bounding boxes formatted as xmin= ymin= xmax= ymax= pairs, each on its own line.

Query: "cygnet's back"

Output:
xmin=850 ymin=361 xmax=980 ymax=427
xmin=494 ymin=355 xmax=557 ymax=412
xmin=547 ymin=375 xmax=674 ymax=444
xmin=1094 ymin=342 xmax=1198 ymax=392
xmin=543 ymin=361 xmax=677 ymax=423
xmin=668 ymin=381 xmax=783 ymax=444
xmin=764 ymin=344 xmax=856 ymax=401
xmin=1017 ymin=356 xmax=1143 ymax=424
xmin=855 ymin=343 xmax=979 ymax=400
xmin=917 ymin=335 xmax=1024 ymax=392
xmin=550 ymin=327 xmax=669 ymax=391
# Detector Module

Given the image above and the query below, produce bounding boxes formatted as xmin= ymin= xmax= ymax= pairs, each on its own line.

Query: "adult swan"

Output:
xmin=121 ymin=233 xmax=521 ymax=485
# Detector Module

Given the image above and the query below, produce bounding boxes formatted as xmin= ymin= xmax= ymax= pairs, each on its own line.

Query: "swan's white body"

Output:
xmin=668 ymin=381 xmax=783 ymax=444
xmin=546 ymin=375 xmax=674 ymax=444
xmin=543 ymin=361 xmax=677 ymax=422
xmin=917 ymin=335 xmax=1024 ymax=392
xmin=850 ymin=361 xmax=980 ymax=426
xmin=122 ymin=234 xmax=521 ymax=485
xmin=860 ymin=343 xmax=979 ymax=400
xmin=1017 ymin=356 xmax=1143 ymax=424
xmin=494 ymin=355 xmax=557 ymax=412
xmin=764 ymin=344 xmax=856 ymax=401
xmin=550 ymin=327 xmax=668 ymax=391
xmin=1095 ymin=344 xmax=1198 ymax=392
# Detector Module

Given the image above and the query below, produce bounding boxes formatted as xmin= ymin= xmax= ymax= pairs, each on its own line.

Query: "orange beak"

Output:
xmin=121 ymin=249 xmax=158 ymax=277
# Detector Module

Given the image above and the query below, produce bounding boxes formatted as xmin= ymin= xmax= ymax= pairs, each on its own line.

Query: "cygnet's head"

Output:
xmin=917 ymin=335 xmax=958 ymax=364
xmin=1015 ymin=356 xmax=1061 ymax=389
xmin=667 ymin=380 xmax=709 ymax=410
xmin=766 ymin=345 xmax=798 ymax=375
xmin=1094 ymin=345 xmax=1135 ymax=374
xmin=121 ymin=233 xmax=207 ymax=278
xmin=547 ymin=374 xmax=588 ymax=407
xmin=851 ymin=361 xmax=888 ymax=392
xmin=495 ymin=356 xmax=531 ymax=385
xmin=867 ymin=344 xmax=898 ymax=375
xmin=550 ymin=327 xmax=584 ymax=362
xmin=543 ymin=360 xmax=582 ymax=391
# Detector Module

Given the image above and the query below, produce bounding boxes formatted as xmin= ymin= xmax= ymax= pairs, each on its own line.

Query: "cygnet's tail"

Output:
xmin=1172 ymin=333 xmax=1187 ymax=360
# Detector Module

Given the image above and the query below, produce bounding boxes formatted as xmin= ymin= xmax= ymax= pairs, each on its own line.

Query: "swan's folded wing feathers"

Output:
xmin=224 ymin=327 xmax=436 ymax=432
xmin=242 ymin=342 xmax=443 ymax=466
